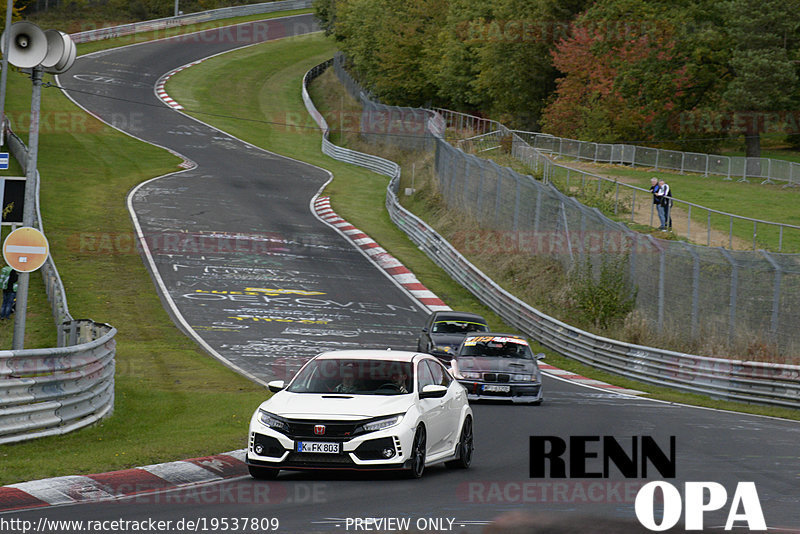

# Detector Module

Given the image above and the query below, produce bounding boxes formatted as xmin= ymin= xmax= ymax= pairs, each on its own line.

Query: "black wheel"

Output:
xmin=446 ymin=416 xmax=473 ymax=469
xmin=407 ymin=426 xmax=427 ymax=478
xmin=247 ymin=461 xmax=279 ymax=480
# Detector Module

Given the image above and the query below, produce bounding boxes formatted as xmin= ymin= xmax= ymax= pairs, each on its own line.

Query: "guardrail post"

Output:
xmin=513 ymin=173 xmax=521 ymax=234
xmin=719 ymin=249 xmax=739 ymax=341
xmin=680 ymin=243 xmax=701 ymax=338
xmin=476 ymin=160 xmax=486 ymax=215
xmin=760 ymin=250 xmax=782 ymax=335
xmin=494 ymin=163 xmax=503 ymax=227
xmin=462 ymin=156 xmax=472 ymax=210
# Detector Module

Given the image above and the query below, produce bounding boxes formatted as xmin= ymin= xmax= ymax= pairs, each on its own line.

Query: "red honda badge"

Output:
xmin=314 ymin=425 xmax=326 ymax=435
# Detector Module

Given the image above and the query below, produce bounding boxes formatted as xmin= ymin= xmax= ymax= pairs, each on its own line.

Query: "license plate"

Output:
xmin=296 ymin=441 xmax=341 ymax=454
xmin=483 ymin=384 xmax=510 ymax=393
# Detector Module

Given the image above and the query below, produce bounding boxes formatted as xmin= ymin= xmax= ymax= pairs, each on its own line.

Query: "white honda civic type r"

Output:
xmin=247 ymin=349 xmax=474 ymax=479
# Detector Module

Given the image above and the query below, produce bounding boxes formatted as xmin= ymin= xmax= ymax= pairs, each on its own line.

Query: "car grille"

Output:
xmin=285 ymin=419 xmax=363 ymax=439
xmin=284 ymin=452 xmax=356 ymax=466
xmin=483 ymin=373 xmax=510 ymax=383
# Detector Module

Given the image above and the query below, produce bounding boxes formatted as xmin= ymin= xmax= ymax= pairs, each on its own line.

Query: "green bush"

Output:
xmin=569 ymin=254 xmax=637 ymax=329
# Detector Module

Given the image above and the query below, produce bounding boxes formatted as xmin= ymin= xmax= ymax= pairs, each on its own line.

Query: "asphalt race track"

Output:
xmin=6 ymin=13 xmax=799 ymax=533
xmin=63 ymin=14 xmax=428 ymax=383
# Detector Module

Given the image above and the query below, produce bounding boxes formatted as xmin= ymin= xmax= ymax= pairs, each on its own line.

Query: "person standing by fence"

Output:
xmin=0 ymin=265 xmax=18 ymax=320
xmin=655 ymin=179 xmax=672 ymax=230
xmin=649 ymin=178 xmax=660 ymax=215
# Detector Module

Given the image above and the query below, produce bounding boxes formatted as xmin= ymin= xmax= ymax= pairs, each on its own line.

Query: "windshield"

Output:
xmin=286 ymin=359 xmax=414 ymax=395
xmin=459 ymin=336 xmax=533 ymax=359
xmin=432 ymin=319 xmax=488 ymax=334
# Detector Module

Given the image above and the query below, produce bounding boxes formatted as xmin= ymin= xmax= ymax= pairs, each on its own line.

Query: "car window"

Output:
xmin=432 ymin=320 xmax=488 ymax=334
xmin=286 ymin=359 xmax=414 ymax=394
xmin=425 ymin=359 xmax=452 ymax=387
xmin=417 ymin=360 xmax=436 ymax=390
xmin=460 ymin=336 xmax=533 ymax=359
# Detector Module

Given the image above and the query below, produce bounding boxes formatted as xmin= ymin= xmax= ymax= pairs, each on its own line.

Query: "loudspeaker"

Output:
xmin=0 ymin=21 xmax=47 ymax=69
xmin=42 ymin=30 xmax=76 ymax=74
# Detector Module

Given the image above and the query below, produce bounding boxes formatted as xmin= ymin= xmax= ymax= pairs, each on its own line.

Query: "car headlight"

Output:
xmin=512 ymin=374 xmax=533 ymax=381
xmin=461 ymin=372 xmax=482 ymax=380
xmin=433 ymin=345 xmax=454 ymax=353
xmin=362 ymin=415 xmax=403 ymax=432
xmin=258 ymin=410 xmax=289 ymax=433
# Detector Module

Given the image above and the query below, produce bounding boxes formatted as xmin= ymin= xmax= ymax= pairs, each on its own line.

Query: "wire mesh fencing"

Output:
xmin=332 ymin=55 xmax=800 ymax=357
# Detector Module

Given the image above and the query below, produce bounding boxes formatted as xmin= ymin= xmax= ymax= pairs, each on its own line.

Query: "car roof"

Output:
xmin=315 ymin=349 xmax=426 ymax=363
xmin=432 ymin=311 xmax=487 ymax=322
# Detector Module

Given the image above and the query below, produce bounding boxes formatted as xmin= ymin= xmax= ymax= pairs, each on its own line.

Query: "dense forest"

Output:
xmin=315 ymin=0 xmax=800 ymax=156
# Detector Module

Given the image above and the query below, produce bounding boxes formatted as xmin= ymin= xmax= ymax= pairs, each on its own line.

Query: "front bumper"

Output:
xmin=458 ymin=380 xmax=542 ymax=403
xmin=247 ymin=426 xmax=414 ymax=471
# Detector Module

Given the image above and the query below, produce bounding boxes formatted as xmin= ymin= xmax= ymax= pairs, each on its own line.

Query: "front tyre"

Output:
xmin=407 ymin=426 xmax=427 ymax=479
xmin=446 ymin=416 xmax=473 ymax=469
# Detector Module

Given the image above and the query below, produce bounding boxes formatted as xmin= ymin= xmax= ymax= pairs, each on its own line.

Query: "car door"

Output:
xmin=417 ymin=359 xmax=450 ymax=456
xmin=417 ymin=314 xmax=435 ymax=352
xmin=429 ymin=358 xmax=463 ymax=454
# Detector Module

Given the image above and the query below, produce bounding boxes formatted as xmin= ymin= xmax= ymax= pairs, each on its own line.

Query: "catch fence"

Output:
xmin=332 ymin=54 xmax=800 ymax=358
xmin=304 ymin=59 xmax=800 ymax=408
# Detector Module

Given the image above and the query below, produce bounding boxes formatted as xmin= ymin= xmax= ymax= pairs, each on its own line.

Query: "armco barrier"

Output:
xmin=303 ymin=60 xmax=800 ymax=409
xmin=70 ymin=0 xmax=312 ymax=43
xmin=1 ymin=127 xmax=116 ymax=444
xmin=0 ymin=321 xmax=116 ymax=445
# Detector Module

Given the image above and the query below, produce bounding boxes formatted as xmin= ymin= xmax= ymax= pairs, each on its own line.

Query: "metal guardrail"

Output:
xmin=70 ymin=0 xmax=312 ymax=43
xmin=0 ymin=321 xmax=116 ymax=445
xmin=303 ymin=59 xmax=800 ymax=409
xmin=1 ymin=125 xmax=116 ymax=444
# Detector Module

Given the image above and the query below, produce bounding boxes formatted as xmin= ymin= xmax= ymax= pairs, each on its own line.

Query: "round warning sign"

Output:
xmin=3 ymin=227 xmax=49 ymax=272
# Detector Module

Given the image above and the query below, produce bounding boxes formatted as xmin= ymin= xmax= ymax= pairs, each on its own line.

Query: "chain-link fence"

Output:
xmin=333 ymin=54 xmax=800 ymax=356
xmin=512 ymin=129 xmax=800 ymax=185
xmin=435 ymin=109 xmax=800 ymax=253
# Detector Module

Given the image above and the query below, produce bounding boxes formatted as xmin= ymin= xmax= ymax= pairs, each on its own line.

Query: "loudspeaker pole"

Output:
xmin=0 ymin=0 xmax=12 ymax=146
xmin=12 ymin=65 xmax=42 ymax=350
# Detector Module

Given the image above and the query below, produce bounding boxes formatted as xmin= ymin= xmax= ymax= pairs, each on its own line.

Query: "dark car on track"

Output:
xmin=417 ymin=311 xmax=489 ymax=360
xmin=451 ymin=333 xmax=544 ymax=404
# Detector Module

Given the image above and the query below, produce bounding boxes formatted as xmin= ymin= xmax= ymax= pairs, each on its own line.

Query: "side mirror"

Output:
xmin=267 ymin=380 xmax=285 ymax=393
xmin=420 ymin=384 xmax=447 ymax=399
xmin=421 ymin=327 xmax=429 ymax=333
xmin=535 ymin=353 xmax=546 ymax=360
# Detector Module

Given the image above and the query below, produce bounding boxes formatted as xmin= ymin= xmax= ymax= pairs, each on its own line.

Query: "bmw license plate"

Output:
xmin=483 ymin=384 xmax=510 ymax=393
xmin=296 ymin=441 xmax=341 ymax=454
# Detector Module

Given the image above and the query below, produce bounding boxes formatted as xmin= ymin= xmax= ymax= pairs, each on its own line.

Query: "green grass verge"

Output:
xmin=166 ymin=34 xmax=800 ymax=422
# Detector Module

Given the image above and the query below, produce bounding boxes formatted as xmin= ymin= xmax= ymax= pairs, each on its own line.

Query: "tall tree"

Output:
xmin=471 ymin=0 xmax=589 ymax=129
xmin=542 ymin=0 xmax=717 ymax=144
xmin=721 ymin=0 xmax=800 ymax=157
